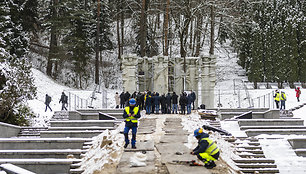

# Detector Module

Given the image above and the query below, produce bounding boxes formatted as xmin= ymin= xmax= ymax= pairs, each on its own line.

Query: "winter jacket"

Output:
xmin=172 ymin=93 xmax=178 ymax=104
xmin=191 ymin=92 xmax=196 ymax=102
xmin=296 ymin=88 xmax=301 ymax=97
xmin=115 ymin=94 xmax=120 ymax=105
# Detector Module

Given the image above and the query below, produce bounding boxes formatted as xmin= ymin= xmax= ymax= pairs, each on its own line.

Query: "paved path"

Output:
xmin=116 ymin=115 xmax=211 ymax=174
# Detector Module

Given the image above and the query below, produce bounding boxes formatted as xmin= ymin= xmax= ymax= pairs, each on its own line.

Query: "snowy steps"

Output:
xmin=225 ymin=137 xmax=279 ymax=173
xmin=288 ymin=138 xmax=306 ymax=157
xmin=238 ymin=119 xmax=304 ymax=126
xmin=0 ymin=109 xmax=123 ymax=173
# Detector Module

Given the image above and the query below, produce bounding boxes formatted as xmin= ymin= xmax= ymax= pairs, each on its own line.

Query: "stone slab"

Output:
xmin=238 ymin=119 xmax=304 ymax=126
xmin=50 ymin=120 xmax=119 ymax=127
xmin=165 ymin=163 xmax=211 ymax=174
xmin=0 ymin=149 xmax=86 ymax=159
xmin=40 ymin=130 xmax=103 ymax=138
xmin=124 ymin=140 xmax=154 ymax=152
xmin=240 ymin=125 xmax=306 ymax=130
xmin=288 ymin=138 xmax=306 ymax=149
xmin=159 ymin=135 xmax=188 ymax=143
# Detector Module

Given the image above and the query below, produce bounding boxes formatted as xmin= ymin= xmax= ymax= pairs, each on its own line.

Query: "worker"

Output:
xmin=191 ymin=128 xmax=220 ymax=169
xmin=123 ymin=98 xmax=141 ymax=149
xmin=273 ymin=90 xmax=280 ymax=109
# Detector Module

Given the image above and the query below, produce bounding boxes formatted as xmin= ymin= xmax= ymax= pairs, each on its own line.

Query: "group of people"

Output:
xmin=44 ymin=92 xmax=68 ymax=112
xmin=115 ymin=90 xmax=197 ymax=115
xmin=273 ymin=87 xmax=302 ymax=110
xmin=121 ymin=97 xmax=219 ymax=169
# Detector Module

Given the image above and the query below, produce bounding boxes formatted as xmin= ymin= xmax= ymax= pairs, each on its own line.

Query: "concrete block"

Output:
xmin=263 ymin=109 xmax=280 ymax=119
xmin=0 ymin=163 xmax=35 ymax=174
xmin=288 ymin=138 xmax=306 ymax=149
xmin=0 ymin=122 xmax=21 ymax=138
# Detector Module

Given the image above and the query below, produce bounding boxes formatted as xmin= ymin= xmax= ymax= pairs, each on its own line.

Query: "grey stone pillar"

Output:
xmin=173 ymin=57 xmax=184 ymax=95
xmin=122 ymin=55 xmax=138 ymax=94
xmin=200 ymin=55 xmax=216 ymax=109
xmin=153 ymin=56 xmax=168 ymax=94
xmin=186 ymin=57 xmax=199 ymax=109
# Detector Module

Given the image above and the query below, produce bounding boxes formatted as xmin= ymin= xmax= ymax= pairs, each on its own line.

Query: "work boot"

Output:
xmin=124 ymin=143 xmax=128 ymax=148
xmin=204 ymin=161 xmax=216 ymax=169
xmin=132 ymin=145 xmax=136 ymax=149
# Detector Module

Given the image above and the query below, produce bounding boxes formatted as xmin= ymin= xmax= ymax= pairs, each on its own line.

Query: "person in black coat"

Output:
xmin=119 ymin=92 xmax=125 ymax=108
xmin=145 ymin=91 xmax=152 ymax=114
xmin=59 ymin=92 xmax=68 ymax=111
xmin=45 ymin=94 xmax=52 ymax=112
xmin=140 ymin=93 xmax=145 ymax=110
xmin=179 ymin=92 xmax=187 ymax=114
xmin=153 ymin=93 xmax=160 ymax=114
xmin=191 ymin=90 xmax=196 ymax=110
xmin=124 ymin=91 xmax=131 ymax=106
xmin=151 ymin=92 xmax=156 ymax=114
xmin=160 ymin=94 xmax=166 ymax=114
xmin=187 ymin=93 xmax=193 ymax=114
xmin=166 ymin=93 xmax=172 ymax=114
xmin=172 ymin=92 xmax=178 ymax=114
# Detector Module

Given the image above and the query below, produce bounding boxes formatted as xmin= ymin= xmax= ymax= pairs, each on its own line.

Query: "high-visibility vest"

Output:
xmin=125 ymin=106 xmax=139 ymax=123
xmin=274 ymin=93 xmax=280 ymax=101
xmin=199 ymin=137 xmax=219 ymax=158
xmin=281 ymin=93 xmax=286 ymax=101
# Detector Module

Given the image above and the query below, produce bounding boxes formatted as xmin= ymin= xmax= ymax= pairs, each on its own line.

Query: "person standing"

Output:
xmin=172 ymin=92 xmax=178 ymax=114
xmin=154 ymin=93 xmax=160 ymax=114
xmin=45 ymin=94 xmax=52 ymax=112
xmin=179 ymin=92 xmax=187 ymax=114
xmin=59 ymin=92 xmax=68 ymax=111
xmin=187 ymin=93 xmax=193 ymax=114
xmin=190 ymin=90 xmax=196 ymax=110
xmin=160 ymin=94 xmax=166 ymax=114
xmin=191 ymin=128 xmax=220 ymax=169
xmin=115 ymin=92 xmax=120 ymax=108
xmin=295 ymin=87 xmax=301 ymax=102
xmin=273 ymin=90 xmax=280 ymax=109
xmin=145 ymin=91 xmax=152 ymax=114
xmin=280 ymin=91 xmax=287 ymax=110
xmin=123 ymin=98 xmax=141 ymax=149
xmin=166 ymin=93 xmax=172 ymax=114
xmin=119 ymin=92 xmax=125 ymax=108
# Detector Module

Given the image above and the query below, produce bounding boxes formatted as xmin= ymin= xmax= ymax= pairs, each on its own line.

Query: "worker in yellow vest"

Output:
xmin=280 ymin=91 xmax=287 ymax=110
xmin=273 ymin=90 xmax=280 ymax=109
xmin=123 ymin=98 xmax=141 ymax=149
xmin=191 ymin=128 xmax=220 ymax=169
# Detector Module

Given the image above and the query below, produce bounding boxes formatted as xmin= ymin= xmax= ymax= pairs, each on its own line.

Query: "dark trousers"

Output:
xmin=275 ymin=100 xmax=279 ymax=109
xmin=124 ymin=126 xmax=137 ymax=146
xmin=280 ymin=101 xmax=286 ymax=110
xmin=61 ymin=103 xmax=67 ymax=111
xmin=45 ymin=104 xmax=52 ymax=112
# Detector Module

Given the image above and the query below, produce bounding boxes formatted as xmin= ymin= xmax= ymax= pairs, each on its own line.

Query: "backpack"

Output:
xmin=47 ymin=96 xmax=52 ymax=103
xmin=63 ymin=95 xmax=68 ymax=103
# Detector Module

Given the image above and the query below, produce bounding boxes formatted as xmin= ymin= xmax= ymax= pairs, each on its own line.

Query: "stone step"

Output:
xmin=288 ymin=138 xmax=306 ymax=148
xmin=238 ymin=119 xmax=304 ymax=126
xmin=240 ymin=125 xmax=306 ymax=130
xmin=233 ymin=142 xmax=260 ymax=146
xmin=0 ymin=163 xmax=36 ymax=174
xmin=236 ymin=149 xmax=264 ymax=154
xmin=50 ymin=120 xmax=120 ymax=127
xmin=48 ymin=126 xmax=115 ymax=131
xmin=238 ymin=154 xmax=265 ymax=158
xmin=40 ymin=130 xmax=104 ymax=138
xmin=233 ymin=159 xmax=275 ymax=163
xmin=236 ymin=163 xmax=277 ymax=168
xmin=239 ymin=168 xmax=279 ymax=173
xmin=0 ymin=149 xmax=87 ymax=159
xmin=70 ymin=168 xmax=85 ymax=174
xmin=295 ymin=149 xmax=306 ymax=157
xmin=0 ymin=159 xmax=82 ymax=174
xmin=246 ymin=129 xmax=306 ymax=136
xmin=236 ymin=146 xmax=262 ymax=150
xmin=77 ymin=109 xmax=124 ymax=114
xmin=0 ymin=138 xmax=91 ymax=150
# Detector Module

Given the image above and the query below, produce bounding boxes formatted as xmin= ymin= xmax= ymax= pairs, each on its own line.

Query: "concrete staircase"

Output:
xmin=0 ymin=108 xmax=123 ymax=174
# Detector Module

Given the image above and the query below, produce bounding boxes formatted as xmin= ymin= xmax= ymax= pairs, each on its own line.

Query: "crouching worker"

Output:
xmin=191 ymin=128 xmax=220 ymax=169
xmin=123 ymin=98 xmax=141 ymax=149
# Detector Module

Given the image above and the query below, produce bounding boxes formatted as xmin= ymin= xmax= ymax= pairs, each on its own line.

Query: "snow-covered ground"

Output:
xmin=25 ymin=39 xmax=306 ymax=173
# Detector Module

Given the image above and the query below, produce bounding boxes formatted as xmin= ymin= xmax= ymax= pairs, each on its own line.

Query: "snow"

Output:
xmin=22 ymin=39 xmax=306 ymax=173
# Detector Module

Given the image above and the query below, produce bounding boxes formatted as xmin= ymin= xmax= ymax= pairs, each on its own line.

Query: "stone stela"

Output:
xmin=121 ymin=55 xmax=216 ymax=109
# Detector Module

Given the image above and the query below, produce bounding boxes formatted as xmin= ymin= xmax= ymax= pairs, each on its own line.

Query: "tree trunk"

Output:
xmin=47 ymin=0 xmax=58 ymax=77
xmin=95 ymin=0 xmax=100 ymax=85
xmin=163 ymin=0 xmax=170 ymax=56
xmin=194 ymin=15 xmax=202 ymax=57
xmin=116 ymin=2 xmax=121 ymax=60
xmin=120 ymin=0 xmax=124 ymax=56
xmin=140 ymin=0 xmax=147 ymax=57
xmin=209 ymin=5 xmax=215 ymax=55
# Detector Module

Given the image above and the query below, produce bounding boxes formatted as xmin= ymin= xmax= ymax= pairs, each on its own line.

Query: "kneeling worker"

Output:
xmin=123 ymin=98 xmax=141 ymax=149
xmin=191 ymin=128 xmax=220 ymax=169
